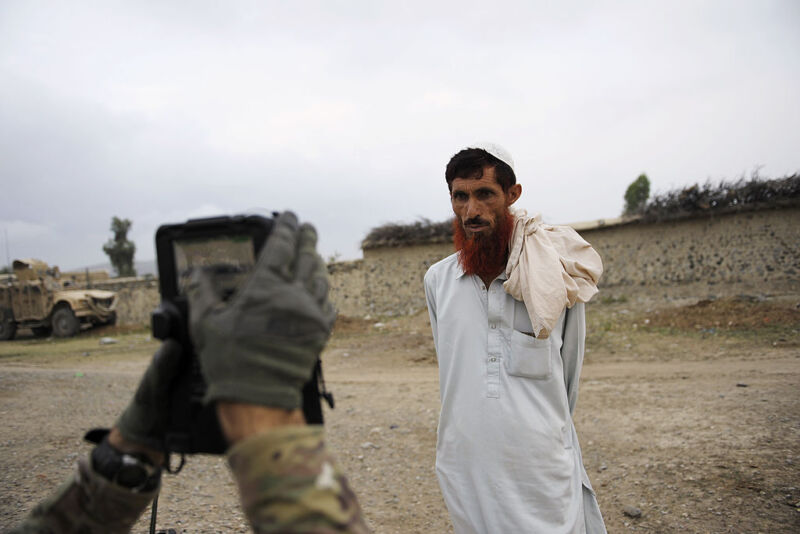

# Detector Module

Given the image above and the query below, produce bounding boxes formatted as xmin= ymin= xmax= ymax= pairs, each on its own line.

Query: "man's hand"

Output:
xmin=186 ymin=211 xmax=335 ymax=441
xmin=113 ymin=339 xmax=182 ymax=463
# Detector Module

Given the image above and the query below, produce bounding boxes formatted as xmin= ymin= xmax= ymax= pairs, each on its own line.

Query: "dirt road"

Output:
xmin=1 ymin=298 xmax=798 ymax=533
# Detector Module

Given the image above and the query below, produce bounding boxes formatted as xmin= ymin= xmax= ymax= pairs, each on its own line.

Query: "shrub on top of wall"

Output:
xmin=362 ymin=218 xmax=454 ymax=249
xmin=361 ymin=174 xmax=799 ymax=251
xmin=641 ymin=173 xmax=799 ymax=222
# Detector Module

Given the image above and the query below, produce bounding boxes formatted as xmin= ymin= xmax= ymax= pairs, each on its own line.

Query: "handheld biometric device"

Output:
xmin=152 ymin=214 xmax=327 ymax=455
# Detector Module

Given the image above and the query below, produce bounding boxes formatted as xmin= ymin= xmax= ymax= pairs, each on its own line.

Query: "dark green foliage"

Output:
xmin=623 ymin=174 xmax=650 ymax=215
xmin=362 ymin=218 xmax=454 ymax=249
xmin=103 ymin=217 xmax=137 ymax=277
xmin=0 ymin=266 xmax=9 ymax=275
xmin=641 ymin=173 xmax=800 ymax=221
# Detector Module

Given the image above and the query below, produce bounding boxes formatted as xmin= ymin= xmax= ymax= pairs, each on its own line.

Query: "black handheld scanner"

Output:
xmin=152 ymin=214 xmax=327 ymax=455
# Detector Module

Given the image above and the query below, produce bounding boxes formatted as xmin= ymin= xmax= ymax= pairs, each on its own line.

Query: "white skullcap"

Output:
xmin=468 ymin=142 xmax=515 ymax=172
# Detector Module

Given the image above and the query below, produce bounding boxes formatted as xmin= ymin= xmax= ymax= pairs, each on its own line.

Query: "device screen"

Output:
xmin=173 ymin=234 xmax=256 ymax=299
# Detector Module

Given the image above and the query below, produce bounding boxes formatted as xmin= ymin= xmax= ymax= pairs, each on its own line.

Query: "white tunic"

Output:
xmin=424 ymin=253 xmax=606 ymax=534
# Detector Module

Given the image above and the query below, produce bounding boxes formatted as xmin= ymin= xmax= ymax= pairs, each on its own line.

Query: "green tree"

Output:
xmin=103 ymin=217 xmax=137 ymax=277
xmin=623 ymin=173 xmax=651 ymax=215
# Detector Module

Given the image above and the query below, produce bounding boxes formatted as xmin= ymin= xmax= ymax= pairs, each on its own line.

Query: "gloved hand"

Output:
xmin=186 ymin=211 xmax=335 ymax=411
xmin=115 ymin=338 xmax=182 ymax=452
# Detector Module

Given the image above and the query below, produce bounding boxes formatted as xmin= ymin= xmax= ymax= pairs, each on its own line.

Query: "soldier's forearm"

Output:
xmin=11 ymin=423 xmax=369 ymax=534
xmin=109 ymin=426 xmax=165 ymax=466
xmin=217 ymin=402 xmax=306 ymax=444
xmin=227 ymin=425 xmax=371 ymax=534
xmin=9 ymin=455 xmax=157 ymax=534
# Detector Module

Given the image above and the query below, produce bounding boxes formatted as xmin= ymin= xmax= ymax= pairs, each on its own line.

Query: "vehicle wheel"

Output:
xmin=52 ymin=307 xmax=79 ymax=338
xmin=0 ymin=318 xmax=16 ymax=341
xmin=105 ymin=312 xmax=117 ymax=326
xmin=32 ymin=326 xmax=52 ymax=338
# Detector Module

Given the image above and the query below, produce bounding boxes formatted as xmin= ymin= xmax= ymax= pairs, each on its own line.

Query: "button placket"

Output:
xmin=486 ymin=280 xmax=504 ymax=399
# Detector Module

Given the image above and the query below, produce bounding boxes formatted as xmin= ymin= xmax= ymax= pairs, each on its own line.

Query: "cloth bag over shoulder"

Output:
xmin=503 ymin=209 xmax=603 ymax=339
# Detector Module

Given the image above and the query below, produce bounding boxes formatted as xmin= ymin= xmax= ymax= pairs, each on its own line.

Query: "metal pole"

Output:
xmin=149 ymin=493 xmax=159 ymax=534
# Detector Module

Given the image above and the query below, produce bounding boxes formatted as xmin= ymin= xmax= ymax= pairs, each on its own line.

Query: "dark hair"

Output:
xmin=445 ymin=148 xmax=517 ymax=192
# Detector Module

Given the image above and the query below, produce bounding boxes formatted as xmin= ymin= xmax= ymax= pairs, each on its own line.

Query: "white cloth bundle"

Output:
xmin=504 ymin=210 xmax=603 ymax=339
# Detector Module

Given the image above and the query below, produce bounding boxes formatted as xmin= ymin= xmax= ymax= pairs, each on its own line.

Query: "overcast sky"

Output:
xmin=1 ymin=1 xmax=798 ymax=270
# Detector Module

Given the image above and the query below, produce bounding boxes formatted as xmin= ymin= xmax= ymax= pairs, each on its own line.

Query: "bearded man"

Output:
xmin=423 ymin=144 xmax=606 ymax=533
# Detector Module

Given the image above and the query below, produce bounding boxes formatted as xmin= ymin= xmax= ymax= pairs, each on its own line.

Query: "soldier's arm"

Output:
xmin=7 ymin=441 xmax=158 ymax=534
xmin=188 ymin=213 xmax=371 ymax=532
xmin=222 ymin=404 xmax=370 ymax=534
xmin=9 ymin=411 xmax=371 ymax=534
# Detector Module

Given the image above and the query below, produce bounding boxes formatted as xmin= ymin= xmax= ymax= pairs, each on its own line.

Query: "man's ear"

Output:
xmin=506 ymin=183 xmax=522 ymax=206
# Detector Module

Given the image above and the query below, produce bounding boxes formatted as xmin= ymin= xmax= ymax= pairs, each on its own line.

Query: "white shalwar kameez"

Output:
xmin=424 ymin=253 xmax=606 ymax=534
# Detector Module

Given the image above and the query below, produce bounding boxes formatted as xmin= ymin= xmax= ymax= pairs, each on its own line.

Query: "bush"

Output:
xmin=641 ymin=173 xmax=799 ymax=221
xmin=362 ymin=218 xmax=453 ymax=249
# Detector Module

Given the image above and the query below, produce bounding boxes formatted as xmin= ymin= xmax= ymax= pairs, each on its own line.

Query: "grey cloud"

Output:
xmin=1 ymin=0 xmax=798 ymax=270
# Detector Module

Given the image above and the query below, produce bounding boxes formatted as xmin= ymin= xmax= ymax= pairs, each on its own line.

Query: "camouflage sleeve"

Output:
xmin=7 ymin=455 xmax=157 ymax=534
xmin=227 ymin=425 xmax=371 ymax=534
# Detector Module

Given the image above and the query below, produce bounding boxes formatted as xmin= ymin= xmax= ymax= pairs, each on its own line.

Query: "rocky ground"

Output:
xmin=1 ymin=296 xmax=798 ymax=533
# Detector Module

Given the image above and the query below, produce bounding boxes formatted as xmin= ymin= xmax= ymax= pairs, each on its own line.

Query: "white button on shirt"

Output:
xmin=424 ymin=253 xmax=606 ymax=534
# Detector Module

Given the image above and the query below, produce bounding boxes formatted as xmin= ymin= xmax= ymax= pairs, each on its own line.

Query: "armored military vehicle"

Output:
xmin=0 ymin=259 xmax=118 ymax=340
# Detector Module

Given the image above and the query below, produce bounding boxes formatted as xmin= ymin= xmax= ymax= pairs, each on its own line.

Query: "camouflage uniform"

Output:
xmin=7 ymin=456 xmax=156 ymax=534
xmin=9 ymin=426 xmax=370 ymax=534
xmin=229 ymin=426 xmax=369 ymax=533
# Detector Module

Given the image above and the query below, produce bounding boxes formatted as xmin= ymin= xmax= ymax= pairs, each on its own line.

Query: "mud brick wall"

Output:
xmin=585 ymin=206 xmax=800 ymax=302
xmin=340 ymin=205 xmax=799 ymax=316
xmin=328 ymin=260 xmax=368 ymax=317
xmin=90 ymin=278 xmax=160 ymax=326
xmin=104 ymin=205 xmax=799 ymax=324
xmin=355 ymin=243 xmax=454 ymax=317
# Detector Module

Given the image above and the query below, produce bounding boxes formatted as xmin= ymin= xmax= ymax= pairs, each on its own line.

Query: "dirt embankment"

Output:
xmin=0 ymin=297 xmax=798 ymax=533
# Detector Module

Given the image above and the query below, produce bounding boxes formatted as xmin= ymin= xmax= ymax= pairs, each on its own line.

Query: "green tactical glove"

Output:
xmin=115 ymin=339 xmax=182 ymax=452
xmin=186 ymin=211 xmax=336 ymax=411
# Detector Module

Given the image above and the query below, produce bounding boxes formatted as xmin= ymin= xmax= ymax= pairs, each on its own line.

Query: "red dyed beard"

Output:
xmin=453 ymin=211 xmax=515 ymax=279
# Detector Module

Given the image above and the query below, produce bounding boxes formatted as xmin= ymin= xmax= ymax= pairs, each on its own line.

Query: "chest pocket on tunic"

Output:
xmin=506 ymin=299 xmax=552 ymax=380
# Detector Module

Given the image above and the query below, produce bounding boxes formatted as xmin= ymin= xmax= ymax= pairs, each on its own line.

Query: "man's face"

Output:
xmin=450 ymin=166 xmax=521 ymax=238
